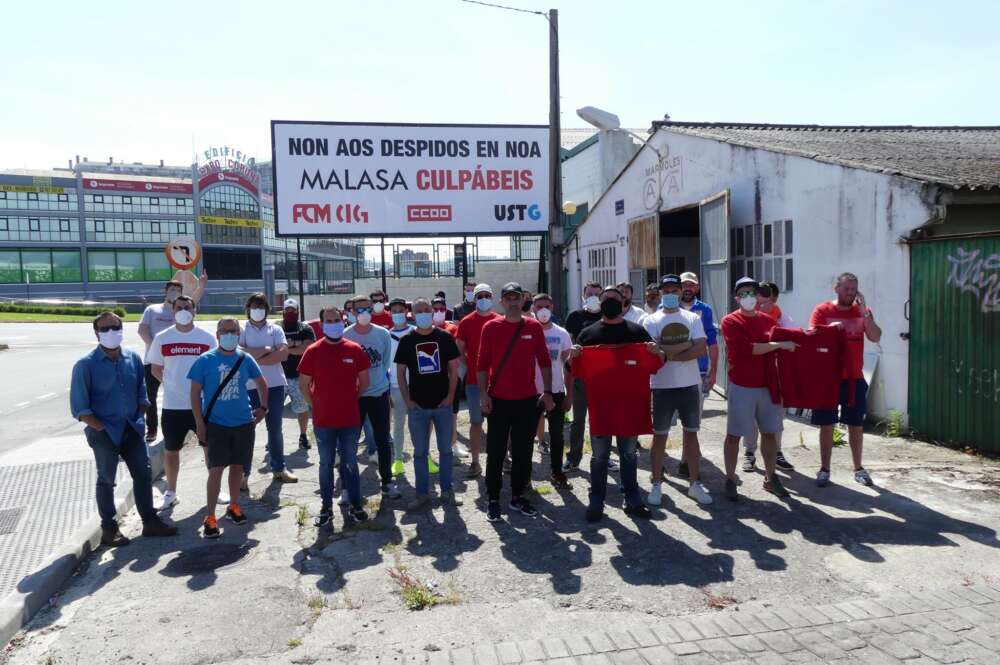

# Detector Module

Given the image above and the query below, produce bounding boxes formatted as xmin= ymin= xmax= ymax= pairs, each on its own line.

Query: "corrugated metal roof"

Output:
xmin=560 ymin=128 xmax=648 ymax=150
xmin=653 ymin=121 xmax=1000 ymax=191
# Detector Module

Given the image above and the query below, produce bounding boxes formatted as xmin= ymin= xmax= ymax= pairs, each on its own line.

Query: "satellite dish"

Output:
xmin=576 ymin=106 xmax=621 ymax=132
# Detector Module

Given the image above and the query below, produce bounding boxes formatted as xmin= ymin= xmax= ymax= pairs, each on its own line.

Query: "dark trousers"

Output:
xmin=545 ymin=392 xmax=567 ymax=474
xmin=85 ymin=427 xmax=156 ymax=529
xmin=144 ymin=364 xmax=160 ymax=436
xmin=486 ymin=396 xmax=539 ymax=501
xmin=567 ymin=378 xmax=588 ymax=465
xmin=359 ymin=391 xmax=392 ymax=485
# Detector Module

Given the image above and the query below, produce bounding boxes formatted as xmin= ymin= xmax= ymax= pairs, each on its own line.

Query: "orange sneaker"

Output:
xmin=203 ymin=515 xmax=220 ymax=539
xmin=225 ymin=504 xmax=247 ymax=525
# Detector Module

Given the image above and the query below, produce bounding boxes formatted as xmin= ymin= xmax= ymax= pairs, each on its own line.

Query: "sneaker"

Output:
xmin=224 ymin=504 xmax=247 ymax=525
xmin=338 ymin=489 xmax=350 ymax=506
xmin=816 ymin=469 xmax=831 ymax=487
xmin=854 ymin=468 xmax=874 ymax=487
xmin=348 ymin=506 xmax=369 ymax=523
xmin=607 ymin=457 xmax=620 ymax=472
xmin=202 ymin=516 xmax=221 ymax=539
xmin=240 ymin=474 xmax=249 ymax=492
xmin=550 ymin=471 xmax=571 ymax=490
xmin=561 ymin=460 xmax=580 ymax=474
xmin=509 ymin=497 xmax=538 ymax=517
xmin=314 ymin=508 xmax=333 ymax=527
xmin=585 ymin=508 xmax=604 ymax=523
xmin=406 ymin=494 xmax=431 ymax=512
xmin=467 ymin=461 xmax=482 ymax=478
xmin=428 ymin=458 xmax=440 ymax=475
xmin=677 ymin=461 xmax=690 ymax=479
xmin=145 ymin=430 xmax=157 ymax=443
xmin=440 ymin=491 xmax=464 ymax=507
xmin=299 ymin=434 xmax=311 ymax=450
xmin=725 ymin=478 xmax=739 ymax=501
xmin=101 ymin=525 xmax=130 ymax=547
xmin=775 ymin=452 xmax=794 ymax=470
xmin=688 ymin=481 xmax=713 ymax=505
xmin=763 ymin=476 xmax=790 ymax=498
xmin=538 ymin=440 xmax=550 ymax=455
xmin=624 ymin=504 xmax=652 ymax=519
xmin=273 ymin=470 xmax=299 ymax=483
xmin=391 ymin=459 xmax=405 ymax=477
xmin=141 ymin=518 xmax=178 ymax=538
xmin=742 ymin=454 xmax=757 ymax=473
xmin=454 ymin=443 xmax=471 ymax=459
xmin=647 ymin=482 xmax=663 ymax=506
xmin=157 ymin=490 xmax=178 ymax=512
xmin=487 ymin=501 xmax=503 ymax=522
xmin=218 ymin=489 xmax=230 ymax=505
xmin=381 ymin=482 xmax=402 ymax=499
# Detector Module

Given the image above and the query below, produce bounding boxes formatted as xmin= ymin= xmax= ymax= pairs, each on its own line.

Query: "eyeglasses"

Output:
xmin=356 ymin=307 xmax=373 ymax=314
xmin=97 ymin=324 xmax=122 ymax=333
xmin=736 ymin=290 xmax=756 ymax=298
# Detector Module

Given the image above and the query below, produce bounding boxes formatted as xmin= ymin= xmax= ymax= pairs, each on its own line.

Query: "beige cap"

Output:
xmin=679 ymin=272 xmax=699 ymax=285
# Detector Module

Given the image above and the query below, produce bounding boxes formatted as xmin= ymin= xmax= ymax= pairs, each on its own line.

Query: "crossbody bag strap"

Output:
xmin=487 ymin=318 xmax=526 ymax=397
xmin=204 ymin=352 xmax=245 ymax=424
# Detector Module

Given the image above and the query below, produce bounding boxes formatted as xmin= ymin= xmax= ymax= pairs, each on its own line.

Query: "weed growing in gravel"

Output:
xmin=533 ymin=483 xmax=553 ymax=496
xmin=703 ymin=590 xmax=737 ymax=610
xmin=306 ymin=594 xmax=327 ymax=616
xmin=884 ymin=410 xmax=907 ymax=438
xmin=287 ymin=637 xmax=302 ymax=648
xmin=295 ymin=505 xmax=309 ymax=527
xmin=832 ymin=426 xmax=846 ymax=446
xmin=387 ymin=567 xmax=456 ymax=611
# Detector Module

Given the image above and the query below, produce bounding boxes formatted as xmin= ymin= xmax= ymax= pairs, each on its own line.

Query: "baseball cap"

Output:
xmin=434 ymin=291 xmax=446 ymax=299
xmin=388 ymin=297 xmax=407 ymax=308
xmin=501 ymin=282 xmax=524 ymax=296
xmin=431 ymin=296 xmax=447 ymax=307
xmin=602 ymin=284 xmax=623 ymax=297
xmin=282 ymin=298 xmax=298 ymax=309
xmin=733 ymin=276 xmax=757 ymax=293
xmin=679 ymin=271 xmax=699 ymax=285
xmin=473 ymin=283 xmax=493 ymax=297
xmin=660 ymin=274 xmax=681 ymax=287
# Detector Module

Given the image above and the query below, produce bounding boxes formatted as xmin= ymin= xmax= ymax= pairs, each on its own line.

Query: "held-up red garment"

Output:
xmin=769 ymin=325 xmax=847 ymax=410
xmin=571 ymin=344 xmax=663 ymax=437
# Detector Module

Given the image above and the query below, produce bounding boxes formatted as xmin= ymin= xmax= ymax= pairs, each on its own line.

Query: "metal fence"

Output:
xmin=353 ymin=236 xmax=544 ymax=279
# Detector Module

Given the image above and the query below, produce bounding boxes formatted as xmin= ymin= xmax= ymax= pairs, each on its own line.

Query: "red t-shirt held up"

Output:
xmin=297 ymin=339 xmax=371 ymax=429
xmin=721 ymin=310 xmax=778 ymax=391
xmin=477 ymin=317 xmax=551 ymax=400
xmin=456 ymin=311 xmax=500 ymax=386
xmin=809 ymin=302 xmax=867 ymax=380
xmin=572 ymin=344 xmax=662 ymax=437
xmin=769 ymin=325 xmax=845 ymax=410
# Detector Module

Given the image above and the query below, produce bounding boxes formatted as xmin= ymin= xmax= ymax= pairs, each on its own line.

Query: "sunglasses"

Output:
xmin=356 ymin=307 xmax=373 ymax=314
xmin=736 ymin=290 xmax=756 ymax=298
xmin=97 ymin=324 xmax=122 ymax=333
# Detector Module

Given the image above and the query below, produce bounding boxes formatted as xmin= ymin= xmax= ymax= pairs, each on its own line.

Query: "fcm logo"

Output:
xmin=292 ymin=204 xmax=368 ymax=224
xmin=494 ymin=204 xmax=541 ymax=222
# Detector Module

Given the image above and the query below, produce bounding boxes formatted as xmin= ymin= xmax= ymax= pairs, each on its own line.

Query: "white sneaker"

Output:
xmin=647 ymin=483 xmax=663 ymax=506
xmin=688 ymin=481 xmax=713 ymax=505
xmin=607 ymin=457 xmax=620 ymax=472
xmin=453 ymin=443 xmax=471 ymax=459
xmin=157 ymin=490 xmax=178 ymax=512
xmin=338 ymin=489 xmax=350 ymax=506
xmin=218 ymin=489 xmax=230 ymax=505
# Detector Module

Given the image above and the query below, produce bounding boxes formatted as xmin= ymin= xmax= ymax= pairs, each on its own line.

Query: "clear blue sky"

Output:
xmin=1 ymin=0 xmax=997 ymax=170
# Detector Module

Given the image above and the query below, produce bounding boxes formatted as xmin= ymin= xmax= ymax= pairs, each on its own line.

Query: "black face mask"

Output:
xmin=600 ymin=299 xmax=623 ymax=318
xmin=521 ymin=301 xmax=532 ymax=312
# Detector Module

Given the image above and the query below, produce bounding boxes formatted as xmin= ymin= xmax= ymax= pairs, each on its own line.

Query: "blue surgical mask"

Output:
xmin=347 ymin=312 xmax=357 ymax=324
xmin=323 ymin=322 xmax=345 ymax=340
xmin=476 ymin=297 xmax=492 ymax=312
xmin=415 ymin=312 xmax=433 ymax=328
xmin=391 ymin=312 xmax=407 ymax=326
xmin=661 ymin=293 xmax=680 ymax=309
xmin=219 ymin=333 xmax=239 ymax=351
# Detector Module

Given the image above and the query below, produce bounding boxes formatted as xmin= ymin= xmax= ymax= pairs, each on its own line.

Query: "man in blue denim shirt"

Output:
xmin=70 ymin=311 xmax=178 ymax=547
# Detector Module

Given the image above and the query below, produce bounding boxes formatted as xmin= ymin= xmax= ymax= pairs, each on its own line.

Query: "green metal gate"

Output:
xmin=908 ymin=234 xmax=1000 ymax=451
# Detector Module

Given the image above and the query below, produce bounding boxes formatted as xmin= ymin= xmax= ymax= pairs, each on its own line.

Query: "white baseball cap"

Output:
xmin=473 ymin=283 xmax=493 ymax=297
xmin=282 ymin=298 xmax=299 ymax=309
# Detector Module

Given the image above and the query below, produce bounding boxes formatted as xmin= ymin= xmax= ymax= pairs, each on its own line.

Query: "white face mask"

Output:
xmin=372 ymin=302 xmax=385 ymax=314
xmin=98 ymin=330 xmax=123 ymax=349
xmin=534 ymin=307 xmax=552 ymax=323
xmin=739 ymin=296 xmax=757 ymax=311
xmin=432 ymin=311 xmax=447 ymax=324
xmin=583 ymin=295 xmax=600 ymax=313
xmin=174 ymin=310 xmax=194 ymax=326
xmin=249 ymin=308 xmax=267 ymax=322
xmin=356 ymin=312 xmax=372 ymax=326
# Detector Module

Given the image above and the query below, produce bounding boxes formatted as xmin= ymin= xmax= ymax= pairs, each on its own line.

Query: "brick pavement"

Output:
xmin=375 ymin=584 xmax=1000 ymax=665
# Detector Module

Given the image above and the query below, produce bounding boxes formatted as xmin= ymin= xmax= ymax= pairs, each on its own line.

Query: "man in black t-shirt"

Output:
xmin=564 ymin=280 xmax=607 ymax=471
xmin=394 ymin=297 xmax=462 ymax=511
xmin=281 ymin=299 xmax=316 ymax=450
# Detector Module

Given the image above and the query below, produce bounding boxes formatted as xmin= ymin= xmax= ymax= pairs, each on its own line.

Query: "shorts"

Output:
xmin=285 ymin=379 xmax=310 ymax=414
xmin=465 ymin=383 xmax=483 ymax=425
xmin=652 ymin=385 xmax=702 ymax=434
xmin=811 ymin=378 xmax=868 ymax=427
xmin=162 ymin=409 xmax=199 ymax=451
xmin=205 ymin=422 xmax=254 ymax=468
xmin=726 ymin=383 xmax=783 ymax=438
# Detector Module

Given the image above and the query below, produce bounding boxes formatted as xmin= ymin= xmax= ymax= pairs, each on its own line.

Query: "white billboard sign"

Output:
xmin=271 ymin=121 xmax=550 ymax=237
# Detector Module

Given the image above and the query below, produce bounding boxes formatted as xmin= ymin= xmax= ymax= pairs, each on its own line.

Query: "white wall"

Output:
xmin=564 ymin=129 xmax=936 ymax=418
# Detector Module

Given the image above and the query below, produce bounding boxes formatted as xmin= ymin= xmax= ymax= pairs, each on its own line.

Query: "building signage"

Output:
xmin=84 ymin=178 xmax=193 ymax=194
xmin=0 ymin=184 xmax=65 ymax=194
xmin=615 ymin=199 xmax=625 ymax=216
xmin=197 ymin=171 xmax=259 ymax=196
xmin=197 ymin=215 xmax=263 ymax=229
xmin=270 ymin=121 xmax=550 ymax=237
xmin=197 ymin=144 xmax=260 ymax=193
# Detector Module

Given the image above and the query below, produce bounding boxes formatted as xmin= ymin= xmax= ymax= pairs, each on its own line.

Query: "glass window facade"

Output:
xmin=0 ymin=216 xmax=79 ymax=242
xmin=0 ymin=249 xmax=82 ymax=283
xmin=85 ymin=218 xmax=189 ymax=243
xmin=199 ymin=185 xmax=261 ymax=246
xmin=84 ymin=194 xmax=193 ymax=215
xmin=0 ymin=190 xmax=78 ymax=211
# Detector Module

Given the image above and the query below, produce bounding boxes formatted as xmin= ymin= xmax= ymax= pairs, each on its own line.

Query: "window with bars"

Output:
xmin=731 ymin=219 xmax=793 ymax=291
xmin=588 ymin=244 xmax=617 ymax=288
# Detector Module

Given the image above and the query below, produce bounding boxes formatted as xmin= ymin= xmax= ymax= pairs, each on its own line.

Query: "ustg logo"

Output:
xmin=494 ymin=204 xmax=541 ymax=222
xmin=292 ymin=203 xmax=368 ymax=224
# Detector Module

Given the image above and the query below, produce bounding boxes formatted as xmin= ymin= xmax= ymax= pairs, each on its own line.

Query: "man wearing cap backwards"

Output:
xmin=456 ymin=283 xmax=500 ymax=477
xmin=477 ymin=282 xmax=554 ymax=522
xmin=644 ymin=275 xmax=712 ymax=506
xmin=720 ymin=277 xmax=797 ymax=500
xmin=280 ymin=298 xmax=316 ymax=452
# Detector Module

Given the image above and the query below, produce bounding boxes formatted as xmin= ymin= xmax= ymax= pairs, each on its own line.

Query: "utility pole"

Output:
xmin=547 ymin=8 xmax=564 ymax=315
xmin=295 ymin=238 xmax=305 ymax=312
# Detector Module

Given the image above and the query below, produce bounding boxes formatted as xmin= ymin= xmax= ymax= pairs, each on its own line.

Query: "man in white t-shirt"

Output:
xmin=138 ymin=276 xmax=207 ymax=442
xmin=146 ymin=295 xmax=216 ymax=510
xmin=617 ymin=281 xmax=647 ymax=325
xmin=532 ymin=294 xmax=574 ymax=489
xmin=387 ymin=298 xmax=416 ymax=477
xmin=643 ymin=274 xmax=712 ymax=506
xmin=239 ymin=292 xmax=296 ymax=484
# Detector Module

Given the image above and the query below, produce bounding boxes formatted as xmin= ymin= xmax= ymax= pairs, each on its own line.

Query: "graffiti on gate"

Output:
xmin=945 ymin=247 xmax=1000 ymax=313
xmin=952 ymin=360 xmax=1000 ymax=404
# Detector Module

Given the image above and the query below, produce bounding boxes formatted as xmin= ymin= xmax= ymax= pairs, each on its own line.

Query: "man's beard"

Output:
xmin=681 ymin=291 xmax=695 ymax=303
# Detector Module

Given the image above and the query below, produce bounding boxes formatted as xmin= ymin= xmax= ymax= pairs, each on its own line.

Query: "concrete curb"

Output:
xmin=0 ymin=441 xmax=165 ymax=648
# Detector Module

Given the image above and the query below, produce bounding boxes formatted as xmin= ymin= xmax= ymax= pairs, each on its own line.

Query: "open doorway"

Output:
xmin=659 ymin=205 xmax=700 ymax=278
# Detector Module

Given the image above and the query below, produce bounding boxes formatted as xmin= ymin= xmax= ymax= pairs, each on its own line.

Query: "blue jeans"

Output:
xmin=316 ymin=426 xmax=361 ymax=509
xmin=589 ymin=435 xmax=642 ymax=511
xmin=408 ymin=406 xmax=454 ymax=494
xmin=248 ymin=386 xmax=287 ymax=474
xmin=85 ymin=426 xmax=156 ymax=529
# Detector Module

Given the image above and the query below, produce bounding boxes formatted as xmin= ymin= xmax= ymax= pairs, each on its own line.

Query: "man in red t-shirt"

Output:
xmin=456 ymin=283 xmax=500 ymax=477
xmin=808 ymin=272 xmax=882 ymax=488
xmin=298 ymin=306 xmax=372 ymax=527
xmin=369 ymin=290 xmax=393 ymax=328
xmin=477 ymin=282 xmax=554 ymax=523
xmin=721 ymin=277 xmax=798 ymax=501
